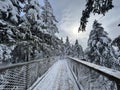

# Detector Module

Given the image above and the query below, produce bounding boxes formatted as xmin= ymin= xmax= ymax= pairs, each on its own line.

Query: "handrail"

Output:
xmin=67 ymin=56 xmax=120 ymax=90
xmin=0 ymin=58 xmax=47 ymax=71
xmin=68 ymin=56 xmax=120 ymax=80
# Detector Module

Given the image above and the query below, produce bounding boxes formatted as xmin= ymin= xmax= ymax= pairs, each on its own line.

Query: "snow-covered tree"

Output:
xmin=64 ymin=36 xmax=72 ymax=56
xmin=0 ymin=0 xmax=23 ymax=25
xmin=79 ymin=0 xmax=114 ymax=31
xmin=41 ymin=0 xmax=58 ymax=35
xmin=73 ymin=39 xmax=84 ymax=59
xmin=84 ymin=20 xmax=118 ymax=90
xmin=86 ymin=20 xmax=117 ymax=68
xmin=112 ymin=35 xmax=120 ymax=51
xmin=0 ymin=0 xmax=41 ymax=63
xmin=0 ymin=0 xmax=25 ymax=63
xmin=21 ymin=0 xmax=42 ymax=35
xmin=20 ymin=0 xmax=61 ymax=58
xmin=61 ymin=37 xmax=63 ymax=43
xmin=0 ymin=0 xmax=62 ymax=64
xmin=0 ymin=0 xmax=25 ymax=43
xmin=112 ymin=35 xmax=120 ymax=67
xmin=23 ymin=0 xmax=41 ymax=23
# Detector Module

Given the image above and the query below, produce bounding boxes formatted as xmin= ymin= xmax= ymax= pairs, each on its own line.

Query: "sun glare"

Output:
xmin=72 ymin=27 xmax=79 ymax=35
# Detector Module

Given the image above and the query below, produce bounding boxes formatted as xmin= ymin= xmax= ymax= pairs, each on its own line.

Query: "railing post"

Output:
xmin=116 ymin=81 xmax=120 ymax=90
xmin=25 ymin=64 xmax=29 ymax=89
xmin=37 ymin=62 xmax=40 ymax=77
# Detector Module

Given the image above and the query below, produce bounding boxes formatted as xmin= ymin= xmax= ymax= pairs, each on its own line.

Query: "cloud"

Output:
xmin=49 ymin=0 xmax=120 ymax=49
xmin=49 ymin=0 xmax=91 ymax=49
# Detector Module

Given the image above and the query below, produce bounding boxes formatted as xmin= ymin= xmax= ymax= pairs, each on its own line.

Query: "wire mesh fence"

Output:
xmin=67 ymin=57 xmax=120 ymax=90
xmin=0 ymin=57 xmax=58 ymax=90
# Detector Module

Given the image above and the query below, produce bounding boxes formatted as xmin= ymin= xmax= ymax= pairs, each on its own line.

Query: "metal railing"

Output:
xmin=67 ymin=57 xmax=120 ymax=90
xmin=0 ymin=57 xmax=58 ymax=90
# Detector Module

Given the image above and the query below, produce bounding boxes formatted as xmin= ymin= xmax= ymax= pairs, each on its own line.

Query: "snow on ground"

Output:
xmin=32 ymin=59 xmax=79 ymax=90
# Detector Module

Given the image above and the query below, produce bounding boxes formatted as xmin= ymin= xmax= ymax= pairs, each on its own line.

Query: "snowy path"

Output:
xmin=33 ymin=60 xmax=80 ymax=90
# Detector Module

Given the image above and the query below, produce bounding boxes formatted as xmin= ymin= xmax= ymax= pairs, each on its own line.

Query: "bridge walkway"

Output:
xmin=30 ymin=59 xmax=80 ymax=90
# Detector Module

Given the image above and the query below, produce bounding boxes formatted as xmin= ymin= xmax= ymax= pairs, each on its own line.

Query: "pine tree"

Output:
xmin=23 ymin=0 xmax=41 ymax=24
xmin=0 ymin=0 xmax=25 ymax=63
xmin=79 ymin=0 xmax=114 ymax=31
xmin=0 ymin=0 xmax=24 ymax=43
xmin=0 ymin=0 xmax=23 ymax=25
xmin=41 ymin=0 xmax=58 ymax=35
xmin=112 ymin=35 xmax=120 ymax=67
xmin=86 ymin=20 xmax=117 ymax=68
xmin=85 ymin=20 xmax=118 ymax=90
xmin=73 ymin=39 xmax=84 ymax=59
xmin=61 ymin=37 xmax=63 ymax=43
xmin=0 ymin=0 xmax=62 ymax=64
xmin=112 ymin=35 xmax=120 ymax=51
xmin=64 ymin=36 xmax=72 ymax=56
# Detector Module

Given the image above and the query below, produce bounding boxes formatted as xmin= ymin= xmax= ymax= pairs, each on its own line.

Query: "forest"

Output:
xmin=0 ymin=0 xmax=120 ymax=90
xmin=0 ymin=0 xmax=119 ymax=70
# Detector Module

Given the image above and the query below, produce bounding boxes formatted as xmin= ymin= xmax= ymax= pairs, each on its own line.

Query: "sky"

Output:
xmin=42 ymin=0 xmax=120 ymax=49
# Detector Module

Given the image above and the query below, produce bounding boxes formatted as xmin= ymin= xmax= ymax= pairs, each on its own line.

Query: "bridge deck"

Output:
xmin=30 ymin=59 xmax=80 ymax=90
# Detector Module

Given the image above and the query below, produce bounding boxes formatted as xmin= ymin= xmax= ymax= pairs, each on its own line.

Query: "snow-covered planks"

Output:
xmin=33 ymin=60 xmax=80 ymax=90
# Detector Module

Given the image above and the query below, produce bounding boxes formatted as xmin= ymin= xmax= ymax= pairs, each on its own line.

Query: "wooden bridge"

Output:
xmin=0 ymin=56 xmax=120 ymax=90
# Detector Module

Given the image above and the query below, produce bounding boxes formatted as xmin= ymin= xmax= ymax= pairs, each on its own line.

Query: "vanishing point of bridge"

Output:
xmin=0 ymin=56 xmax=120 ymax=90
